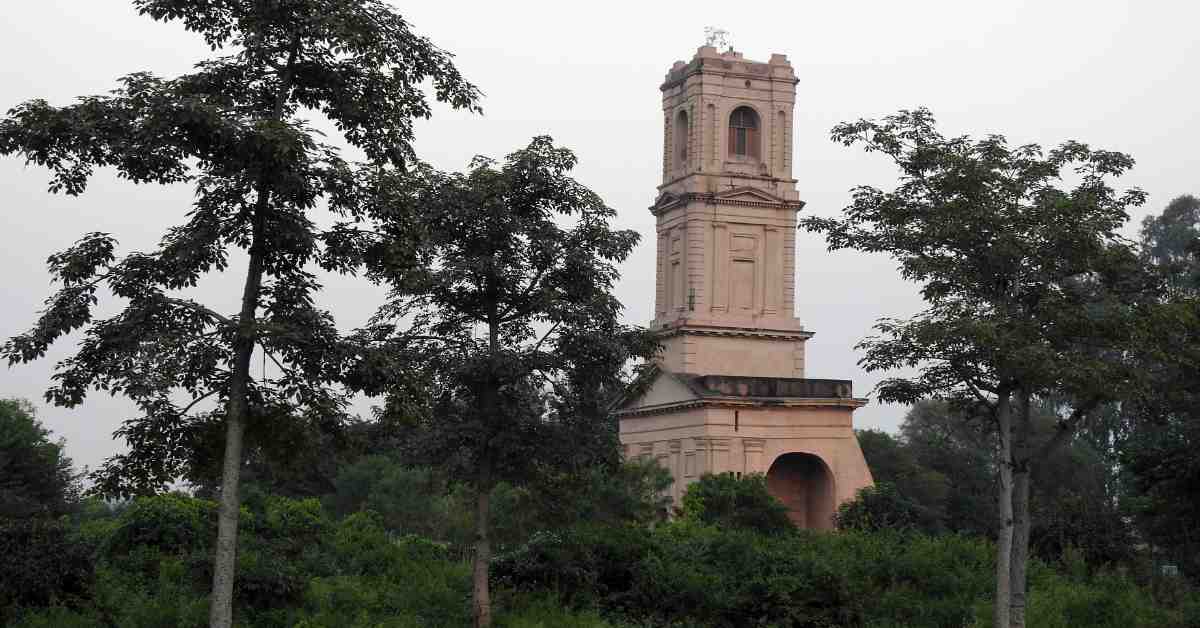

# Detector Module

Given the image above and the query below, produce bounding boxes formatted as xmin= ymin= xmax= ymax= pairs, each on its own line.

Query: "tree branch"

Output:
xmin=164 ymin=297 xmax=234 ymax=327
xmin=180 ymin=388 xmax=220 ymax=416
xmin=530 ymin=321 xmax=562 ymax=356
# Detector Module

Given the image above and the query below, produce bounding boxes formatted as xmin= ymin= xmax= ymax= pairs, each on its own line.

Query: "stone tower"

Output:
xmin=615 ymin=46 xmax=873 ymax=529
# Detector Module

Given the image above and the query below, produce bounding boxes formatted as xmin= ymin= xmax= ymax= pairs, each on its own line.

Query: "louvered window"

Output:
xmin=728 ymin=106 xmax=759 ymax=159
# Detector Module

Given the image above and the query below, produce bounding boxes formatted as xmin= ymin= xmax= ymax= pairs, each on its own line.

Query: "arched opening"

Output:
xmin=674 ymin=109 xmax=689 ymax=168
xmin=728 ymin=106 xmax=760 ymax=160
xmin=766 ymin=452 xmax=835 ymax=530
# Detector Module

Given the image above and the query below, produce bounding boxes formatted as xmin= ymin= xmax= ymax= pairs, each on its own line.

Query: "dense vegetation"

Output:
xmin=3 ymin=401 xmax=1199 ymax=627
xmin=3 ymin=471 xmax=1199 ymax=628
xmin=2 ymin=2 xmax=1200 ymax=627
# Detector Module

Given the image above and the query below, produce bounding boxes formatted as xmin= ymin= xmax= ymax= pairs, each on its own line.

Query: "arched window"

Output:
xmin=674 ymin=109 xmax=689 ymax=167
xmin=728 ymin=106 xmax=760 ymax=159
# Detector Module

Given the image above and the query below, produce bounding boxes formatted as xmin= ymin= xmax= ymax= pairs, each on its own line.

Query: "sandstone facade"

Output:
xmin=616 ymin=46 xmax=873 ymax=529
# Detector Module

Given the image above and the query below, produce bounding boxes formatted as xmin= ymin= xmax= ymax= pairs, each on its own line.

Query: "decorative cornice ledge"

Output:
xmin=614 ymin=396 xmax=868 ymax=418
xmin=655 ymin=325 xmax=815 ymax=341
xmin=650 ymin=192 xmax=805 ymax=216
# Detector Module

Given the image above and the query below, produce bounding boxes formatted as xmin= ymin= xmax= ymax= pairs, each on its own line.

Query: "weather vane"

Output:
xmin=704 ymin=27 xmax=731 ymax=51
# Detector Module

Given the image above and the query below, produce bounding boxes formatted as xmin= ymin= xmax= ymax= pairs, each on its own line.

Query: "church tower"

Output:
xmin=616 ymin=46 xmax=873 ymax=529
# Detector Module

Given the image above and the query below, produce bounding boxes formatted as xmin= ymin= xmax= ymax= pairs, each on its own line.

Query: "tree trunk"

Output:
xmin=1009 ymin=389 xmax=1033 ymax=628
xmin=209 ymin=203 xmax=268 ymax=628
xmin=209 ymin=38 xmax=297 ymax=628
xmin=1010 ymin=468 xmax=1031 ymax=628
xmin=993 ymin=390 xmax=1014 ymax=628
xmin=473 ymin=462 xmax=493 ymax=628
xmin=472 ymin=313 xmax=500 ymax=628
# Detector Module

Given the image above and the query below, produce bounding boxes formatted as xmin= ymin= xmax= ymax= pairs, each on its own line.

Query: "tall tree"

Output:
xmin=0 ymin=2 xmax=478 ymax=626
xmin=1139 ymin=194 xmax=1200 ymax=297
xmin=803 ymin=108 xmax=1156 ymax=628
xmin=898 ymin=401 xmax=996 ymax=538
xmin=355 ymin=138 xmax=656 ymax=627
xmin=1122 ymin=193 xmax=1200 ymax=579
xmin=0 ymin=399 xmax=80 ymax=519
xmin=861 ymin=400 xmax=1133 ymax=564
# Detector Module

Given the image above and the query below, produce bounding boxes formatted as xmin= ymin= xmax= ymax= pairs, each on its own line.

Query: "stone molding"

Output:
xmin=650 ymin=190 xmax=805 ymax=216
xmin=615 ymin=395 xmax=868 ymax=419
xmin=654 ymin=324 xmax=814 ymax=342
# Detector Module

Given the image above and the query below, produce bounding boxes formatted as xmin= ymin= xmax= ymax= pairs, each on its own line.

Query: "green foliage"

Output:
xmin=834 ymin=483 xmax=933 ymax=533
xmin=0 ymin=518 xmax=94 ymax=620
xmin=0 ymin=398 xmax=80 ymax=518
xmin=356 ymin=136 xmax=658 ymax=623
xmin=525 ymin=458 xmax=674 ymax=530
xmin=8 ymin=491 xmax=1198 ymax=628
xmin=496 ymin=522 xmax=995 ymax=628
xmin=496 ymin=521 xmax=1200 ymax=628
xmin=678 ymin=472 xmax=793 ymax=535
xmin=1123 ymin=193 xmax=1200 ymax=582
xmin=895 ymin=401 xmax=996 ymax=538
xmin=1140 ymin=194 xmax=1200 ymax=297
xmin=496 ymin=594 xmax=624 ymax=628
xmin=0 ymin=0 xmax=480 ymax=500
xmin=364 ymin=137 xmax=658 ymax=491
xmin=105 ymin=493 xmax=216 ymax=559
xmin=857 ymin=401 xmax=1136 ymax=566
xmin=1021 ymin=569 xmax=1175 ymax=628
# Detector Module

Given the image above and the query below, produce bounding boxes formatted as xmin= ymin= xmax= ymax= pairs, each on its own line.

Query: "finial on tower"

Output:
xmin=703 ymin=26 xmax=731 ymax=52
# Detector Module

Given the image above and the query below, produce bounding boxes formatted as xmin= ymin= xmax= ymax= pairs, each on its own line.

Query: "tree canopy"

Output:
xmin=353 ymin=137 xmax=656 ymax=627
xmin=803 ymin=107 xmax=1157 ymax=628
xmin=0 ymin=399 xmax=80 ymax=519
xmin=0 ymin=2 xmax=479 ymax=626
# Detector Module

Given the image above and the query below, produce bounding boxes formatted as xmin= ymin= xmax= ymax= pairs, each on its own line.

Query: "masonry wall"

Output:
xmin=619 ymin=405 xmax=872 ymax=513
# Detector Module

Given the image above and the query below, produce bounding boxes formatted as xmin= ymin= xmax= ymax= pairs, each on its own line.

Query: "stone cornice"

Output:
xmin=653 ymin=324 xmax=814 ymax=342
xmin=650 ymin=191 xmax=805 ymax=216
xmin=615 ymin=396 xmax=868 ymax=418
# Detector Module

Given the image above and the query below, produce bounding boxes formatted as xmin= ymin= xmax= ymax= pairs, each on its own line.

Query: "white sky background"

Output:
xmin=1 ymin=0 xmax=1197 ymax=472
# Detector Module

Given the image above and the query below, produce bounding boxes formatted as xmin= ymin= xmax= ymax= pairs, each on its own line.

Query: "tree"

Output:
xmin=858 ymin=402 xmax=1131 ymax=560
xmin=803 ymin=108 xmax=1156 ymax=628
xmin=855 ymin=427 xmax=952 ymax=533
xmin=898 ymin=401 xmax=996 ymax=538
xmin=0 ymin=3 xmax=479 ymax=626
xmin=0 ymin=398 xmax=80 ymax=518
xmin=1139 ymin=195 xmax=1200 ymax=297
xmin=357 ymin=137 xmax=656 ymax=627
xmin=1122 ymin=193 xmax=1200 ymax=579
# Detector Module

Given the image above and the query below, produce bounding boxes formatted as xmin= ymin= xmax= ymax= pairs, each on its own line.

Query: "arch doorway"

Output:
xmin=766 ymin=452 xmax=835 ymax=530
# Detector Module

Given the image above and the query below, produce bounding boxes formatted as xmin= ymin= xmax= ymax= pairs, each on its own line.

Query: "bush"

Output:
xmin=0 ymin=517 xmax=94 ymax=619
xmin=104 ymin=493 xmax=217 ymax=560
xmin=10 ymin=490 xmax=1200 ymax=628
xmin=834 ymin=482 xmax=941 ymax=533
xmin=678 ymin=472 xmax=793 ymax=535
xmin=1020 ymin=572 xmax=1159 ymax=627
xmin=496 ymin=522 xmax=861 ymax=627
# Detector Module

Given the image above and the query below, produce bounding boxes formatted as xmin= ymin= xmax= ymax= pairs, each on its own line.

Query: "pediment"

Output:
xmin=651 ymin=191 xmax=685 ymax=212
xmin=714 ymin=186 xmax=786 ymax=204
xmin=614 ymin=366 xmax=701 ymax=413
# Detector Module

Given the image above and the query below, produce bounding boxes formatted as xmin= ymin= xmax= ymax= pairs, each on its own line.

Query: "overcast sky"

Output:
xmin=2 ymin=0 xmax=1197 ymax=472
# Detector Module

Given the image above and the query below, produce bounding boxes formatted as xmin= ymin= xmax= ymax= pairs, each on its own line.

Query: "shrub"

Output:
xmin=0 ymin=517 xmax=93 ymax=618
xmin=496 ymin=522 xmax=862 ymax=627
xmin=104 ymin=493 xmax=217 ymax=560
xmin=834 ymin=482 xmax=940 ymax=533
xmin=678 ymin=472 xmax=793 ymax=535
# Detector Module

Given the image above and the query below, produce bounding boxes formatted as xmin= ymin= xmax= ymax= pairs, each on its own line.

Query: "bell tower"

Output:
xmin=652 ymin=45 xmax=809 ymax=378
xmin=616 ymin=46 xmax=873 ymax=529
